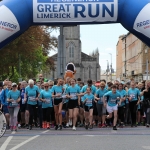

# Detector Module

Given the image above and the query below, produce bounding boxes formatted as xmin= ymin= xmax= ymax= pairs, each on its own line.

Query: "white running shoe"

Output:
xmin=72 ymin=126 xmax=76 ymax=131
xmin=66 ymin=123 xmax=69 ymax=127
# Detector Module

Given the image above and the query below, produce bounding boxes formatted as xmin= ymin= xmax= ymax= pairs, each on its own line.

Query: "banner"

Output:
xmin=33 ymin=0 xmax=118 ymax=22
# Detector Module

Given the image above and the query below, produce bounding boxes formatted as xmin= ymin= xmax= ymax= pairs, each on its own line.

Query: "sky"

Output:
xmin=49 ymin=23 xmax=128 ymax=73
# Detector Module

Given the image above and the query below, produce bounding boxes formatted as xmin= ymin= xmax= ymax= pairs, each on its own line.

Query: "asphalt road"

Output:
xmin=0 ymin=126 xmax=150 ymax=150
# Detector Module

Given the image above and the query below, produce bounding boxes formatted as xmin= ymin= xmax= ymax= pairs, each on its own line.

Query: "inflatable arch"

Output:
xmin=0 ymin=0 xmax=150 ymax=49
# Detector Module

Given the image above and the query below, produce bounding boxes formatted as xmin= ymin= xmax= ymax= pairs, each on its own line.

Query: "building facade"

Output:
xmin=116 ymin=32 xmax=150 ymax=82
xmin=50 ymin=26 xmax=101 ymax=82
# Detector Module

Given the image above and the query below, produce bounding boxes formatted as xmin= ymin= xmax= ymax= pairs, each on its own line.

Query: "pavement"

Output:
xmin=0 ymin=126 xmax=150 ymax=150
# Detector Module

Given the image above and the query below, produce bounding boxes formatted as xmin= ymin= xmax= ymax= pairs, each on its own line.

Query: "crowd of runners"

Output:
xmin=0 ymin=74 xmax=150 ymax=131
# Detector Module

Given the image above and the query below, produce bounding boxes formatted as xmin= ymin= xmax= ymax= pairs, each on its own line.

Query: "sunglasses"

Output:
xmin=45 ymin=86 xmax=49 ymax=88
xmin=12 ymin=85 xmax=17 ymax=87
xmin=49 ymin=85 xmax=53 ymax=86
xmin=101 ymin=86 xmax=104 ymax=88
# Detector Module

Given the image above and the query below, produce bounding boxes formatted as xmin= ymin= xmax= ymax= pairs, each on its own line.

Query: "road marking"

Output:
xmin=10 ymin=135 xmax=39 ymax=150
xmin=41 ymin=130 xmax=49 ymax=133
xmin=0 ymin=131 xmax=16 ymax=150
xmin=9 ymin=130 xmax=49 ymax=150
xmin=142 ymin=146 xmax=150 ymax=149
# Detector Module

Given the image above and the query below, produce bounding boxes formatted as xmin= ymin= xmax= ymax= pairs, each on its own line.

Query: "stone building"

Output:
xmin=116 ymin=32 xmax=150 ymax=82
xmin=50 ymin=25 xmax=101 ymax=82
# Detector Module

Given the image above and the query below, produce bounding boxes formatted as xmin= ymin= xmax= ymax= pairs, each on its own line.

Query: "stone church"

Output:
xmin=50 ymin=25 xmax=101 ymax=82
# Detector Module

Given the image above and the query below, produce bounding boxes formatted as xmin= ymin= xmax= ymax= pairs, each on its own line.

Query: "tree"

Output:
xmin=0 ymin=26 xmax=58 ymax=82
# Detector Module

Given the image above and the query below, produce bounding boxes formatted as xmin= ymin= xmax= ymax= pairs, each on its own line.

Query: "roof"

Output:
xmin=81 ymin=52 xmax=97 ymax=61
xmin=51 ymin=52 xmax=97 ymax=61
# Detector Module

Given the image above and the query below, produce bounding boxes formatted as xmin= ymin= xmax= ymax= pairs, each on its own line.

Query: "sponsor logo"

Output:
xmin=33 ymin=0 xmax=118 ymax=22
xmin=0 ymin=5 xmax=20 ymax=43
xmin=134 ymin=4 xmax=150 ymax=38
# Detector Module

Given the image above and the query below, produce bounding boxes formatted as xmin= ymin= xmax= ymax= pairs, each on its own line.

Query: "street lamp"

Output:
xmin=109 ymin=53 xmax=112 ymax=82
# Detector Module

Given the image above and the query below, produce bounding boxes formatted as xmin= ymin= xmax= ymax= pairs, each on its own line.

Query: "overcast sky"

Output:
xmin=50 ymin=23 xmax=128 ymax=72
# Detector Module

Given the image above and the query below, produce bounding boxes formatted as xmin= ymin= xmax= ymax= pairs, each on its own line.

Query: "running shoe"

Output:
xmin=29 ymin=125 xmax=32 ymax=130
xmin=10 ymin=126 xmax=13 ymax=131
xmin=101 ymin=124 xmax=106 ymax=128
xmin=18 ymin=124 xmax=21 ymax=129
xmin=89 ymin=125 xmax=93 ymax=130
xmin=66 ymin=123 xmax=69 ymax=128
xmin=146 ymin=124 xmax=150 ymax=127
xmin=47 ymin=123 xmax=50 ymax=129
xmin=79 ymin=123 xmax=84 ymax=127
xmin=85 ymin=124 xmax=88 ymax=130
xmin=134 ymin=124 xmax=137 ymax=127
xmin=113 ymin=126 xmax=117 ymax=130
xmin=6 ymin=125 xmax=10 ymax=130
xmin=58 ymin=125 xmax=62 ymax=130
xmin=13 ymin=126 xmax=17 ymax=131
xmin=72 ymin=126 xmax=76 ymax=131
xmin=55 ymin=125 xmax=58 ymax=130
xmin=98 ymin=123 xmax=101 ymax=128
xmin=26 ymin=124 xmax=29 ymax=129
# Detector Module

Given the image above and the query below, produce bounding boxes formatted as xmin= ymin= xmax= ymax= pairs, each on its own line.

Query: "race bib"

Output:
xmin=56 ymin=92 xmax=62 ymax=98
xmin=70 ymin=93 xmax=77 ymax=100
xmin=110 ymin=99 xmax=116 ymax=104
xmin=45 ymin=98 xmax=51 ymax=104
xmin=86 ymin=99 xmax=92 ymax=105
xmin=130 ymin=94 xmax=135 ymax=99
xmin=29 ymin=96 xmax=36 ymax=101
xmin=11 ymin=101 xmax=18 ymax=106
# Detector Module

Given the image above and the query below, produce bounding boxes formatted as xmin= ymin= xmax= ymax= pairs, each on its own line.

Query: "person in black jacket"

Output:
xmin=141 ymin=82 xmax=150 ymax=127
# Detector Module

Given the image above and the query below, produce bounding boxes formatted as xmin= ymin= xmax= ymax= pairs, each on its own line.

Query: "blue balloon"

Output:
xmin=0 ymin=0 xmax=150 ymax=49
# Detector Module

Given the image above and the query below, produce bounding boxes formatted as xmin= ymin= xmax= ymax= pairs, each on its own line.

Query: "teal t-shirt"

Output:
xmin=96 ymin=89 xmax=108 ymax=104
xmin=127 ymin=88 xmax=140 ymax=102
xmin=7 ymin=90 xmax=20 ymax=107
xmin=81 ymin=85 xmax=96 ymax=95
xmin=66 ymin=86 xmax=80 ymax=100
xmin=81 ymin=93 xmax=94 ymax=107
xmin=40 ymin=89 xmax=53 ymax=108
xmin=51 ymin=85 xmax=63 ymax=99
xmin=104 ymin=91 xmax=121 ymax=107
xmin=25 ymin=85 xmax=39 ymax=105
xmin=117 ymin=90 xmax=126 ymax=107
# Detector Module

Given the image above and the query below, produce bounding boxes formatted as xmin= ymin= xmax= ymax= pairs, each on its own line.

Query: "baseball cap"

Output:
xmin=12 ymin=83 xmax=17 ymax=87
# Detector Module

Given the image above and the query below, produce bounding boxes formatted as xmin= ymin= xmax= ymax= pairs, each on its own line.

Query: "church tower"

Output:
xmin=63 ymin=25 xmax=81 ymax=64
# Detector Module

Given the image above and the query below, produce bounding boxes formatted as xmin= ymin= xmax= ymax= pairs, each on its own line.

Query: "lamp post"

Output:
xmin=109 ymin=53 xmax=112 ymax=82
xmin=145 ymin=48 xmax=149 ymax=80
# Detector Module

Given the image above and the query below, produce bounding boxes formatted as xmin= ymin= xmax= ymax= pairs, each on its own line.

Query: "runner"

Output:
xmin=95 ymin=82 xmax=108 ymax=128
xmin=1 ymin=81 xmax=11 ymax=129
xmin=24 ymin=79 xmax=40 ymax=130
xmin=117 ymin=83 xmax=126 ymax=127
xmin=127 ymin=81 xmax=140 ymax=127
xmin=103 ymin=84 xmax=121 ymax=130
xmin=7 ymin=83 xmax=21 ymax=131
xmin=40 ymin=82 xmax=53 ymax=129
xmin=82 ymin=87 xmax=94 ymax=130
xmin=52 ymin=78 xmax=64 ymax=130
xmin=66 ymin=78 xmax=80 ymax=131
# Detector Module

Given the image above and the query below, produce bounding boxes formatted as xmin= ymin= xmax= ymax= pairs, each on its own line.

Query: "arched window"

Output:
xmin=69 ymin=43 xmax=74 ymax=58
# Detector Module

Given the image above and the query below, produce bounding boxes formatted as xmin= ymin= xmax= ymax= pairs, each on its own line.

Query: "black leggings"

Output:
xmin=118 ymin=106 xmax=125 ymax=123
xmin=129 ymin=101 xmax=138 ymax=124
xmin=28 ymin=104 xmax=37 ymax=126
xmin=42 ymin=107 xmax=53 ymax=122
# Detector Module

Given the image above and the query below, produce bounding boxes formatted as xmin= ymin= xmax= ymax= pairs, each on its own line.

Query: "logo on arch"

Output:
xmin=33 ymin=0 xmax=118 ymax=23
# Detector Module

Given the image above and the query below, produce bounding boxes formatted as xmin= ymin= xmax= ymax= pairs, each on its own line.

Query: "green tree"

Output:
xmin=0 ymin=26 xmax=58 ymax=82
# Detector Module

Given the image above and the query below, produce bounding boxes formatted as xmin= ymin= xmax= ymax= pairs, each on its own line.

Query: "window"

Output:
xmin=69 ymin=43 xmax=74 ymax=58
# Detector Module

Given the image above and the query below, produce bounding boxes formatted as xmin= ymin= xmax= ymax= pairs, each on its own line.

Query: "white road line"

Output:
xmin=10 ymin=135 xmax=39 ymax=150
xmin=42 ymin=130 xmax=49 ymax=133
xmin=142 ymin=146 xmax=150 ymax=149
xmin=0 ymin=131 xmax=16 ymax=150
xmin=10 ymin=130 xmax=49 ymax=150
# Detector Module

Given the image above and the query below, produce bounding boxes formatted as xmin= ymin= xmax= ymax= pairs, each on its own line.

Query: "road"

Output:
xmin=0 ymin=126 xmax=150 ymax=150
